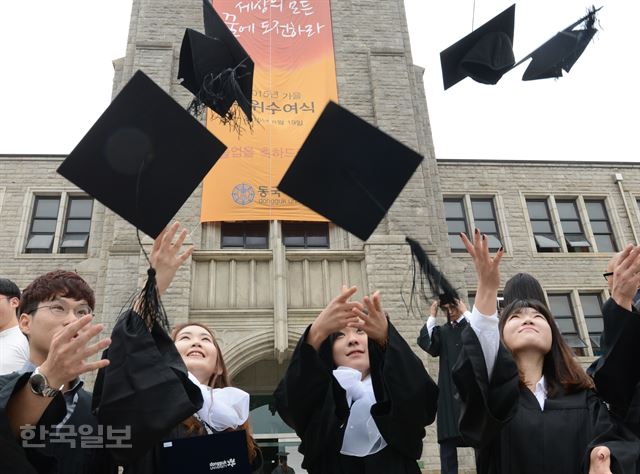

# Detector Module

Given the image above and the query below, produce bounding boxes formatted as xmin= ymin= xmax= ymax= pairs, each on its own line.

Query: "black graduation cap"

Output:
xmin=57 ymin=69 xmax=227 ymax=240
xmin=514 ymin=6 xmax=601 ymax=81
xmin=440 ymin=4 xmax=516 ymax=90
xmin=405 ymin=236 xmax=460 ymax=311
xmin=57 ymin=70 xmax=226 ymax=330
xmin=277 ymin=101 xmax=424 ymax=241
xmin=178 ymin=0 xmax=254 ymax=126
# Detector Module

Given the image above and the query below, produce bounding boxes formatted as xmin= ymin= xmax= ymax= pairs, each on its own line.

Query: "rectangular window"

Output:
xmin=59 ymin=197 xmax=93 ymax=254
xmin=526 ymin=199 xmax=560 ymax=252
xmin=548 ymin=293 xmax=586 ymax=355
xmin=282 ymin=222 xmax=329 ymax=248
xmin=221 ymin=222 xmax=269 ymax=249
xmin=579 ymin=293 xmax=604 ymax=356
xmin=25 ymin=197 xmax=60 ymax=253
xmin=556 ymin=199 xmax=590 ymax=252
xmin=585 ymin=200 xmax=617 ymax=252
xmin=25 ymin=195 xmax=93 ymax=255
xmin=444 ymin=198 xmax=468 ymax=252
xmin=471 ymin=198 xmax=502 ymax=251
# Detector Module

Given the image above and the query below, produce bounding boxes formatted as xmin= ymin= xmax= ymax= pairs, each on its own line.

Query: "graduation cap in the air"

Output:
xmin=514 ymin=6 xmax=601 ymax=81
xmin=57 ymin=69 xmax=227 ymax=328
xmin=277 ymin=101 xmax=424 ymax=241
xmin=178 ymin=0 xmax=254 ymax=127
xmin=440 ymin=4 xmax=516 ymax=90
xmin=405 ymin=236 xmax=460 ymax=312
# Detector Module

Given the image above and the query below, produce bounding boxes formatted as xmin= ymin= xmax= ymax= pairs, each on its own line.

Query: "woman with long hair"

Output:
xmin=274 ymin=285 xmax=438 ymax=473
xmin=170 ymin=321 xmax=260 ymax=467
xmin=453 ymin=230 xmax=639 ymax=474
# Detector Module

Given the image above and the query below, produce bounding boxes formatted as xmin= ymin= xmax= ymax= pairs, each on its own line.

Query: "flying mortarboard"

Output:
xmin=178 ymin=0 xmax=254 ymax=127
xmin=514 ymin=6 xmax=602 ymax=81
xmin=57 ymin=69 xmax=227 ymax=240
xmin=58 ymin=69 xmax=226 ymax=330
xmin=277 ymin=101 xmax=424 ymax=241
xmin=440 ymin=4 xmax=516 ymax=90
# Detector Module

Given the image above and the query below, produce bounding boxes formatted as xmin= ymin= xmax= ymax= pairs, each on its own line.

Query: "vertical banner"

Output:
xmin=200 ymin=0 xmax=337 ymax=222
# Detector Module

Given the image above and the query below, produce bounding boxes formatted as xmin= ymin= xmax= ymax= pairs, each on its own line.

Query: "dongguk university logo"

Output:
xmin=231 ymin=183 xmax=255 ymax=206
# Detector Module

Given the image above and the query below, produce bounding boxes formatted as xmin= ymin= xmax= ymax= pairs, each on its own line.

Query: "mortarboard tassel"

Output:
xmin=187 ymin=59 xmax=254 ymax=135
xmin=404 ymin=237 xmax=460 ymax=317
xmin=134 ymin=265 xmax=170 ymax=331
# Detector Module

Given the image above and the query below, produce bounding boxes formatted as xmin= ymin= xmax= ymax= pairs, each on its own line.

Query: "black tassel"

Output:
xmin=135 ymin=267 xmax=170 ymax=331
xmin=188 ymin=60 xmax=254 ymax=136
xmin=405 ymin=237 xmax=460 ymax=315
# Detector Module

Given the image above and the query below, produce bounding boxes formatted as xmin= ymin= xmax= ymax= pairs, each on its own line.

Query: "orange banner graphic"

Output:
xmin=200 ymin=0 xmax=337 ymax=222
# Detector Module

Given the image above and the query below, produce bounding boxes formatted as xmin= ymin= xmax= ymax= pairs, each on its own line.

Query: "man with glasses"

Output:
xmin=0 ymin=270 xmax=115 ymax=474
xmin=0 ymin=278 xmax=29 ymax=375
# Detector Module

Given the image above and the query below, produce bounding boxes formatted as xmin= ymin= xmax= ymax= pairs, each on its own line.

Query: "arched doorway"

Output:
xmin=234 ymin=358 xmax=306 ymax=473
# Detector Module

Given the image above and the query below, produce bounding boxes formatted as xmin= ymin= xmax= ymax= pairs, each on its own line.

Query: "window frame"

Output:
xmin=526 ymin=198 xmax=561 ymax=253
xmin=220 ymin=221 xmax=270 ymax=249
xmin=281 ymin=221 xmax=330 ymax=249
xmin=444 ymin=195 xmax=504 ymax=254
xmin=555 ymin=198 xmax=591 ymax=253
xmin=547 ymin=292 xmax=587 ymax=356
xmin=23 ymin=192 xmax=94 ymax=256
xmin=583 ymin=198 xmax=618 ymax=253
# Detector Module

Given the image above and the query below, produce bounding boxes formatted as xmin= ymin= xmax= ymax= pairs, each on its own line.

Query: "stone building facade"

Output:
xmin=1 ymin=0 xmax=639 ymax=472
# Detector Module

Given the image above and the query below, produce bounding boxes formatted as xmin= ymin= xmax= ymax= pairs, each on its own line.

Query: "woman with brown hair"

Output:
xmin=170 ymin=321 xmax=260 ymax=468
xmin=453 ymin=230 xmax=639 ymax=474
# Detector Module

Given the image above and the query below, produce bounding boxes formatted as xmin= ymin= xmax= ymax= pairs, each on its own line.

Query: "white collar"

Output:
xmin=333 ymin=366 xmax=387 ymax=457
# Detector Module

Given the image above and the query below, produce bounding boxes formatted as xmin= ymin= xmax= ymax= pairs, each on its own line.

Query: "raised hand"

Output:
xmin=150 ymin=221 xmax=194 ymax=295
xmin=353 ymin=290 xmax=389 ymax=347
xmin=307 ymin=286 xmax=363 ymax=351
xmin=588 ymin=446 xmax=612 ymax=474
xmin=38 ymin=315 xmax=111 ymax=389
xmin=610 ymin=244 xmax=640 ymax=311
xmin=429 ymin=300 xmax=439 ymax=317
xmin=460 ymin=229 xmax=504 ymax=316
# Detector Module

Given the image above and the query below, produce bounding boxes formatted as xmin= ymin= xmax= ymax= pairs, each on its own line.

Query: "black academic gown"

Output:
xmin=590 ymin=298 xmax=640 ymax=419
xmin=0 ymin=372 xmax=118 ymax=474
xmin=452 ymin=325 xmax=640 ymax=474
xmin=274 ymin=321 xmax=438 ymax=474
xmin=417 ymin=318 xmax=466 ymax=444
xmin=92 ymin=310 xmax=263 ymax=474
xmin=588 ymin=299 xmax=640 ymax=473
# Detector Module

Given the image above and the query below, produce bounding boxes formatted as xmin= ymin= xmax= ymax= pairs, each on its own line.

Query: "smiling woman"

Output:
xmin=273 ymin=286 xmax=439 ymax=473
xmin=452 ymin=231 xmax=640 ymax=473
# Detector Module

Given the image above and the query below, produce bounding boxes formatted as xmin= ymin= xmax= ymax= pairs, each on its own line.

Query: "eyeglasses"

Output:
xmin=30 ymin=302 xmax=93 ymax=318
xmin=602 ymin=271 xmax=614 ymax=281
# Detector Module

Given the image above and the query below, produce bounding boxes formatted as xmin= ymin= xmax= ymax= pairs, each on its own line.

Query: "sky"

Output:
xmin=0 ymin=0 xmax=637 ymax=162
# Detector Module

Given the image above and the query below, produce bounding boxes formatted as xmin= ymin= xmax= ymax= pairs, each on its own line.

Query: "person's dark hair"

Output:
xmin=0 ymin=278 xmax=21 ymax=317
xmin=170 ymin=322 xmax=258 ymax=463
xmin=503 ymin=273 xmax=547 ymax=308
xmin=0 ymin=278 xmax=21 ymax=299
xmin=19 ymin=270 xmax=95 ymax=315
xmin=499 ymin=299 xmax=594 ymax=397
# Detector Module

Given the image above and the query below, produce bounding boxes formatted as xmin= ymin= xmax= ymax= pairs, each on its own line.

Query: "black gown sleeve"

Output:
xmin=417 ymin=323 xmax=441 ymax=356
xmin=274 ymin=325 xmax=348 ymax=470
xmin=451 ymin=324 xmax=520 ymax=448
xmin=585 ymin=390 xmax=640 ymax=474
xmin=91 ymin=310 xmax=203 ymax=465
xmin=0 ymin=372 xmax=64 ymax=474
xmin=591 ymin=298 xmax=640 ymax=417
xmin=369 ymin=321 xmax=438 ymax=460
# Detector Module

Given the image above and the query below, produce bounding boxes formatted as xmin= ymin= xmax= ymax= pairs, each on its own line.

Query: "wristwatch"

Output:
xmin=29 ymin=367 xmax=63 ymax=398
